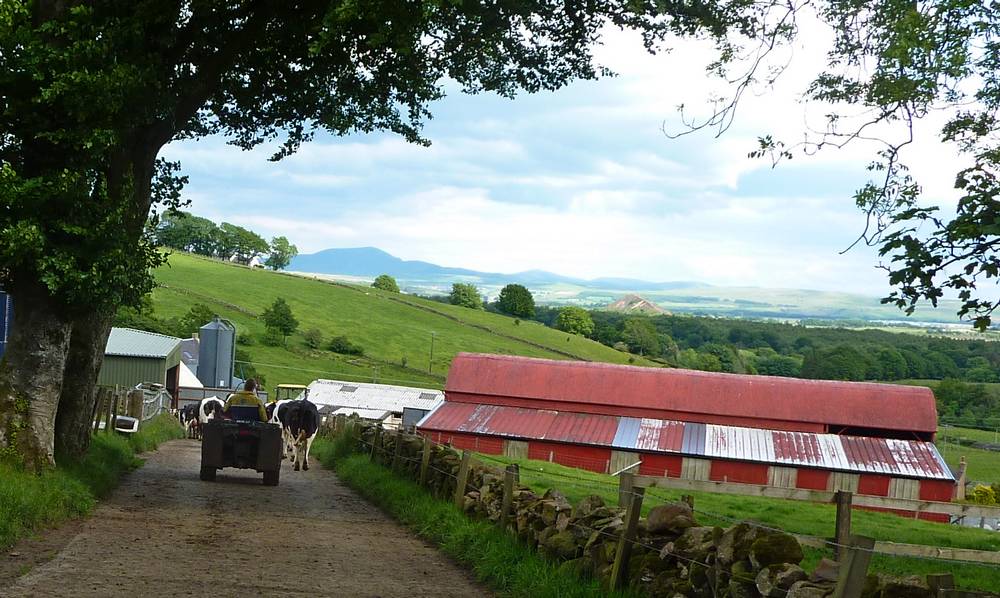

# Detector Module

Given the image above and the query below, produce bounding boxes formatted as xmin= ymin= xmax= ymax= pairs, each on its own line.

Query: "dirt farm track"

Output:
xmin=2 ymin=439 xmax=488 ymax=597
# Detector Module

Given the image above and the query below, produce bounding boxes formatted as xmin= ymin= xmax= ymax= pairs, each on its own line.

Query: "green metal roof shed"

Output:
xmin=98 ymin=328 xmax=182 ymax=392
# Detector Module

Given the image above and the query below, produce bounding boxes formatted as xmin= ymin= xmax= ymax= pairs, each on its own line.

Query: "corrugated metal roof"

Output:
xmin=445 ymin=353 xmax=938 ymax=434
xmin=105 ymin=328 xmax=181 ymax=359
xmin=419 ymin=402 xmax=953 ymax=481
xmin=330 ymin=407 xmax=392 ymax=421
xmin=307 ymin=379 xmax=443 ymax=415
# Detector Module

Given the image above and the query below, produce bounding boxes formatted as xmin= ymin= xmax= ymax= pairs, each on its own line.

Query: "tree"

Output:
xmin=449 ymin=283 xmax=483 ymax=310
xmin=497 ymin=284 xmax=535 ymax=318
xmin=156 ymin=211 xmax=217 ymax=255
xmin=622 ymin=318 xmax=660 ymax=356
xmin=0 ymin=2 xmax=749 ymax=468
xmin=260 ymin=298 xmax=298 ymax=346
xmin=176 ymin=304 xmax=216 ymax=338
xmin=227 ymin=224 xmax=269 ymax=265
xmin=678 ymin=1 xmax=1000 ymax=328
xmin=372 ymin=275 xmax=400 ymax=293
xmin=555 ymin=307 xmax=594 ymax=337
xmin=800 ymin=346 xmax=871 ymax=381
xmin=265 ymin=236 xmax=298 ymax=271
xmin=755 ymin=355 xmax=801 ymax=378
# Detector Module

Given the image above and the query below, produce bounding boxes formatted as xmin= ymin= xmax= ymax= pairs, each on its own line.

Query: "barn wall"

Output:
xmin=919 ymin=479 xmax=955 ymax=502
xmin=98 ymin=356 xmax=166 ymax=388
xmin=796 ymin=469 xmax=829 ymax=491
xmin=527 ymin=441 xmax=611 ymax=473
xmin=639 ymin=453 xmax=683 ymax=478
xmin=858 ymin=475 xmax=891 ymax=497
xmin=710 ymin=460 xmax=769 ymax=485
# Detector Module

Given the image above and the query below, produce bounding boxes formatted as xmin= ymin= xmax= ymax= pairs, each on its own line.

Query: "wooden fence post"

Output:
xmin=419 ymin=437 xmax=432 ymax=487
xmin=92 ymin=388 xmax=106 ymax=433
xmin=391 ymin=427 xmax=403 ymax=472
xmin=618 ymin=471 xmax=635 ymax=509
xmin=955 ymin=458 xmax=968 ymax=501
xmin=831 ymin=535 xmax=875 ymax=598
xmin=105 ymin=390 xmax=120 ymax=434
xmin=834 ymin=491 xmax=853 ymax=561
xmin=501 ymin=464 xmax=516 ymax=530
xmin=126 ymin=389 xmax=144 ymax=420
xmin=454 ymin=450 xmax=472 ymax=510
xmin=512 ymin=463 xmax=520 ymax=484
xmin=610 ymin=485 xmax=645 ymax=590
xmin=370 ymin=424 xmax=382 ymax=461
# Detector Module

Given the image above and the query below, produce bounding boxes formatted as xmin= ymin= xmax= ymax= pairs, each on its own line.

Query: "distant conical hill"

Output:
xmin=606 ymin=294 xmax=668 ymax=315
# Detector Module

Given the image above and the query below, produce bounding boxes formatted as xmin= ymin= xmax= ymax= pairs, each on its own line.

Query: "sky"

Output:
xmin=161 ymin=24 xmax=966 ymax=297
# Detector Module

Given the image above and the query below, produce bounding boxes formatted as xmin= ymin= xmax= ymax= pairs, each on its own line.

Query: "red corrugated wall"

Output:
xmin=919 ymin=480 xmax=955 ymax=502
xmin=709 ymin=460 xmax=769 ymax=485
xmin=796 ymin=469 xmax=830 ymax=491
xmin=638 ymin=453 xmax=683 ymax=477
xmin=527 ymin=441 xmax=611 ymax=473
xmin=858 ymin=474 xmax=891 ymax=497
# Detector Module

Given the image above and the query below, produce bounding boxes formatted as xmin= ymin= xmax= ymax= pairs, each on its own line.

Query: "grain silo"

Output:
xmin=197 ymin=317 xmax=236 ymax=389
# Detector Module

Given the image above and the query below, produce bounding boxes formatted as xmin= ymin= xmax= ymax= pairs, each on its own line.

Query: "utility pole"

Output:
xmin=429 ymin=331 xmax=436 ymax=373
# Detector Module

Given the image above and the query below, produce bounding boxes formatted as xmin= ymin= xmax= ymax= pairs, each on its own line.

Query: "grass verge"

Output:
xmin=0 ymin=413 xmax=184 ymax=549
xmin=311 ymin=437 xmax=638 ymax=598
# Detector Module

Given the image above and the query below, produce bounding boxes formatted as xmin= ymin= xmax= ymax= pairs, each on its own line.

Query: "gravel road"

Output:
xmin=2 ymin=439 xmax=488 ymax=597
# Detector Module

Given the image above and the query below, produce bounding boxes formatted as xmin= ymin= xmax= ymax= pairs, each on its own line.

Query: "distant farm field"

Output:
xmin=152 ymin=253 xmax=650 ymax=388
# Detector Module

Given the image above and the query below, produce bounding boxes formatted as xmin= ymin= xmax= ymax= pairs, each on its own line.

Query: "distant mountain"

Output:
xmin=289 ymin=247 xmax=702 ymax=290
xmin=606 ymin=294 xmax=668 ymax=315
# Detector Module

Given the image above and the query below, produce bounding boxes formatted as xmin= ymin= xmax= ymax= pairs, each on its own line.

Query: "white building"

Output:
xmin=306 ymin=379 xmax=443 ymax=429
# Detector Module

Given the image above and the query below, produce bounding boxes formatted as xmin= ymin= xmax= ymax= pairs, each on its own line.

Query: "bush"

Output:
xmin=328 ymin=335 xmax=364 ymax=356
xmin=262 ymin=328 xmax=284 ymax=346
xmin=303 ymin=328 xmax=324 ymax=349
xmin=237 ymin=332 xmax=255 ymax=346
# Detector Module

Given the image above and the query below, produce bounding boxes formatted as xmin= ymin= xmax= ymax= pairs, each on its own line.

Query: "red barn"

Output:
xmin=418 ymin=354 xmax=955 ymax=518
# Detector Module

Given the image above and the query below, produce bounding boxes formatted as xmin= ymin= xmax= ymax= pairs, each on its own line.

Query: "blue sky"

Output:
xmin=162 ymin=27 xmax=963 ymax=296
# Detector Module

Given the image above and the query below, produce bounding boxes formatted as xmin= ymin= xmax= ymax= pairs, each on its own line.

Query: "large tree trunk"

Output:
xmin=54 ymin=309 xmax=114 ymax=462
xmin=0 ymin=282 xmax=72 ymax=471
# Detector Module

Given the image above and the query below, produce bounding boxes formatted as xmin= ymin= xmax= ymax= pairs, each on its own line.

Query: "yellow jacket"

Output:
xmin=225 ymin=391 xmax=268 ymax=422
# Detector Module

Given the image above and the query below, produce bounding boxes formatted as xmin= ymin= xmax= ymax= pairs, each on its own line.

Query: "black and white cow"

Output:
xmin=267 ymin=400 xmax=294 ymax=459
xmin=199 ymin=397 xmax=225 ymax=425
xmin=279 ymin=400 xmax=319 ymax=471
xmin=179 ymin=404 xmax=201 ymax=439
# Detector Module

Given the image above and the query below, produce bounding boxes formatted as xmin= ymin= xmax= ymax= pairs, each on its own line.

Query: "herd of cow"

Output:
xmin=179 ymin=397 xmax=320 ymax=471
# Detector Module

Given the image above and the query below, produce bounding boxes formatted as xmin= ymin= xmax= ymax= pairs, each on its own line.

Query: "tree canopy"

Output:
xmin=260 ymin=297 xmax=298 ymax=346
xmin=449 ymin=283 xmax=483 ymax=310
xmin=265 ymin=236 xmax=298 ymax=271
xmin=555 ymin=306 xmax=594 ymax=337
xmin=497 ymin=284 xmax=535 ymax=318
xmin=372 ymin=274 xmax=400 ymax=293
xmin=681 ymin=0 xmax=1000 ymax=328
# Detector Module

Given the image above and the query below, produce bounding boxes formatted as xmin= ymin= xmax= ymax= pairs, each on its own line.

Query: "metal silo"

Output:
xmin=197 ymin=317 xmax=236 ymax=388
xmin=0 ymin=290 xmax=11 ymax=360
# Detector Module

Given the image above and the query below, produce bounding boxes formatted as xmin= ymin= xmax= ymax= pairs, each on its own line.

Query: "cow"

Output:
xmin=179 ymin=403 xmax=201 ymax=439
xmin=279 ymin=400 xmax=319 ymax=471
xmin=267 ymin=400 xmax=294 ymax=459
xmin=199 ymin=397 xmax=225 ymax=425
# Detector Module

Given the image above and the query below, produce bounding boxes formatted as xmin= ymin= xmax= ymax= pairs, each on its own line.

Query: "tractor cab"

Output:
xmin=272 ymin=383 xmax=309 ymax=403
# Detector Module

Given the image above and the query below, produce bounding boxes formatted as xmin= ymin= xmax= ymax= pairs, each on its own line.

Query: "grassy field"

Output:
xmin=1 ymin=414 xmax=184 ymax=549
xmin=152 ymin=253 xmax=652 ymax=388
xmin=937 ymin=437 xmax=1000 ymax=485
xmin=478 ymin=454 xmax=1000 ymax=591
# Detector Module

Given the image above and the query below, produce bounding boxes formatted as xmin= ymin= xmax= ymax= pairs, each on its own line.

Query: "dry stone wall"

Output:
xmin=336 ymin=420 xmax=994 ymax=598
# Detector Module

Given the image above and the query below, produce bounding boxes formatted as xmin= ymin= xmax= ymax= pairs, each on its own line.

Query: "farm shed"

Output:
xmin=98 ymin=328 xmax=182 ymax=394
xmin=419 ymin=354 xmax=955 ymax=519
xmin=307 ymin=379 xmax=443 ymax=429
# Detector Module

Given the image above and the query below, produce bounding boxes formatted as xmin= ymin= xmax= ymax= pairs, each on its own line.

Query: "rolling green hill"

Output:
xmin=151 ymin=253 xmax=651 ymax=389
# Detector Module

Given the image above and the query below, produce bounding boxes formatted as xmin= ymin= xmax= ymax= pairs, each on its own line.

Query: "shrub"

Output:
xmin=303 ymin=328 xmax=324 ymax=349
xmin=328 ymin=335 xmax=364 ymax=356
